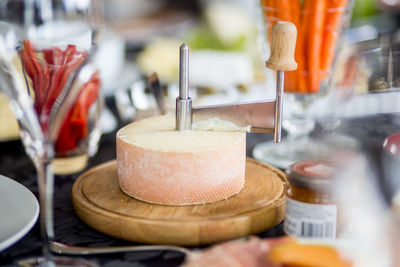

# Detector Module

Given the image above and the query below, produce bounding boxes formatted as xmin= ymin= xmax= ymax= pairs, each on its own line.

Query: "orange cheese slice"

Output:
xmin=116 ymin=114 xmax=246 ymax=205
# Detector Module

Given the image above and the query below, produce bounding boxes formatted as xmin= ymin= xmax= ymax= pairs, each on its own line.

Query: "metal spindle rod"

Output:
xmin=176 ymin=43 xmax=192 ymax=131
xmin=274 ymin=71 xmax=284 ymax=143
xmin=179 ymin=44 xmax=189 ymax=99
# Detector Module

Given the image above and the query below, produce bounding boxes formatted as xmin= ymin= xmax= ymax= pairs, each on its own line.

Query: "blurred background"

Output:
xmin=1 ymin=0 xmax=400 ymax=265
xmin=1 ymin=0 xmax=399 ymax=135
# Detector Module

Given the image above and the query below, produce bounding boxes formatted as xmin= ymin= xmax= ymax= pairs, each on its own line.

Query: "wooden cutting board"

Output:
xmin=72 ymin=158 xmax=287 ymax=246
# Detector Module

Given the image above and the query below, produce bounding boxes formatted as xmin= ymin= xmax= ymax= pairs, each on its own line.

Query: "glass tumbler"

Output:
xmin=253 ymin=0 xmax=354 ymax=169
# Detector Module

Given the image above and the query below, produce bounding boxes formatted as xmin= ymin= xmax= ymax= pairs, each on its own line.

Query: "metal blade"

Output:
xmin=192 ymin=100 xmax=276 ymax=133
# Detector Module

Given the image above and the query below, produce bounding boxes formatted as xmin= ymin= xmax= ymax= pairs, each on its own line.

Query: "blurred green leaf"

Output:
xmin=352 ymin=0 xmax=380 ymax=19
xmin=187 ymin=25 xmax=247 ymax=52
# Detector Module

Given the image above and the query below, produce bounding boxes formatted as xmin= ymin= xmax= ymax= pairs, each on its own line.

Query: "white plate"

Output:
xmin=0 ymin=175 xmax=39 ymax=251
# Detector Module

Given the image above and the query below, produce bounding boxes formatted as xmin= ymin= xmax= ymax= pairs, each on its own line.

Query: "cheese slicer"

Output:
xmin=176 ymin=21 xmax=297 ymax=142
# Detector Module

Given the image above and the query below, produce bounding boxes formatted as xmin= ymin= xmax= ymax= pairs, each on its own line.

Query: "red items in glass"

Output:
xmin=20 ymin=40 xmax=100 ymax=155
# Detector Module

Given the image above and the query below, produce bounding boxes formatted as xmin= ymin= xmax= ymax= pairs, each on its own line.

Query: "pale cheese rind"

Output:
xmin=116 ymin=115 xmax=246 ymax=205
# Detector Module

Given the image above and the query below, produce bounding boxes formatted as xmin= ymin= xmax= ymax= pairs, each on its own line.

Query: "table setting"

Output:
xmin=1 ymin=0 xmax=400 ymax=266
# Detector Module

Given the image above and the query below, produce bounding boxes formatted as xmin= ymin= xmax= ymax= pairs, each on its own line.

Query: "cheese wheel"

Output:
xmin=116 ymin=114 xmax=246 ymax=205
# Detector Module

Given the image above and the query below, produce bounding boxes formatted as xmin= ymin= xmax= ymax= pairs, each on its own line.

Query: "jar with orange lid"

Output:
xmin=284 ymin=160 xmax=338 ymax=239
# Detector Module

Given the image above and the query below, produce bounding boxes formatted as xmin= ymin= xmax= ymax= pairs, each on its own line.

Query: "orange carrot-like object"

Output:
xmin=275 ymin=0 xmax=292 ymax=21
xmin=289 ymin=0 xmax=306 ymax=93
xmin=293 ymin=0 xmax=307 ymax=93
xmin=320 ymin=0 xmax=348 ymax=79
xmin=304 ymin=0 xmax=326 ymax=93
xmin=275 ymin=1 xmax=293 ymax=91
xmin=274 ymin=0 xmax=296 ymax=92
xmin=261 ymin=0 xmax=276 ymax=42
xmin=268 ymin=242 xmax=352 ymax=267
xmin=298 ymin=0 xmax=312 ymax=93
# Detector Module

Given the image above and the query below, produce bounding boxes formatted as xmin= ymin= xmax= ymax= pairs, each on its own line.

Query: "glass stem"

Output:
xmin=36 ymin=151 xmax=55 ymax=263
xmin=283 ymin=117 xmax=315 ymax=142
xmin=283 ymin=93 xmax=316 ymax=142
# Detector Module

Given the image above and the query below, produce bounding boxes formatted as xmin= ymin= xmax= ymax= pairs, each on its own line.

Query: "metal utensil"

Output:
xmin=175 ymin=21 xmax=297 ymax=142
xmin=49 ymin=241 xmax=191 ymax=256
xmin=148 ymin=72 xmax=165 ymax=115
xmin=175 ymin=43 xmax=192 ymax=131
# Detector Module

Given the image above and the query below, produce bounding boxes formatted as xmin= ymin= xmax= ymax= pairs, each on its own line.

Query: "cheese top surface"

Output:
xmin=117 ymin=115 xmax=245 ymax=152
xmin=192 ymin=117 xmax=250 ymax=132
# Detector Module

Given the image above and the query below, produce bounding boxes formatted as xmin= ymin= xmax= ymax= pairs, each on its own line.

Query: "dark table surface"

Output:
xmin=0 ymin=111 xmax=399 ymax=266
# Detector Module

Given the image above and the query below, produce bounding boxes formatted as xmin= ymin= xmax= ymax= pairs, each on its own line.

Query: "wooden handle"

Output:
xmin=266 ymin=21 xmax=297 ymax=71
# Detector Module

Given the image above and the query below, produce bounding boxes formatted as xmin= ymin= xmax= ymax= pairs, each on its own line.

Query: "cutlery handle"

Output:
xmin=50 ymin=241 xmax=191 ymax=256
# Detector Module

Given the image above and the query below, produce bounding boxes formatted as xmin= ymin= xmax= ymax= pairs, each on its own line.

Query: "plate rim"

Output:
xmin=0 ymin=175 xmax=39 ymax=252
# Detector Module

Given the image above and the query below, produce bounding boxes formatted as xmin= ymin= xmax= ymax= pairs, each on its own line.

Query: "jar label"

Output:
xmin=284 ymin=197 xmax=337 ymax=239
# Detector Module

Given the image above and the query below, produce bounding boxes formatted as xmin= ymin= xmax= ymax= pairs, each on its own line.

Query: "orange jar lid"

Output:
xmin=287 ymin=160 xmax=336 ymax=191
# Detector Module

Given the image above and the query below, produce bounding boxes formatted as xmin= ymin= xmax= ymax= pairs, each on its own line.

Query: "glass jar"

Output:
xmin=284 ymin=160 xmax=338 ymax=239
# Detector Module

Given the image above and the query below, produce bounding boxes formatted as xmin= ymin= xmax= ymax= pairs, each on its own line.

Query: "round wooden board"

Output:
xmin=72 ymin=158 xmax=287 ymax=246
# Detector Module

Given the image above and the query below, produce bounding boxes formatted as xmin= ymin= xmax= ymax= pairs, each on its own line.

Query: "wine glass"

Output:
xmin=0 ymin=0 xmax=102 ymax=265
xmin=253 ymin=0 xmax=354 ymax=169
